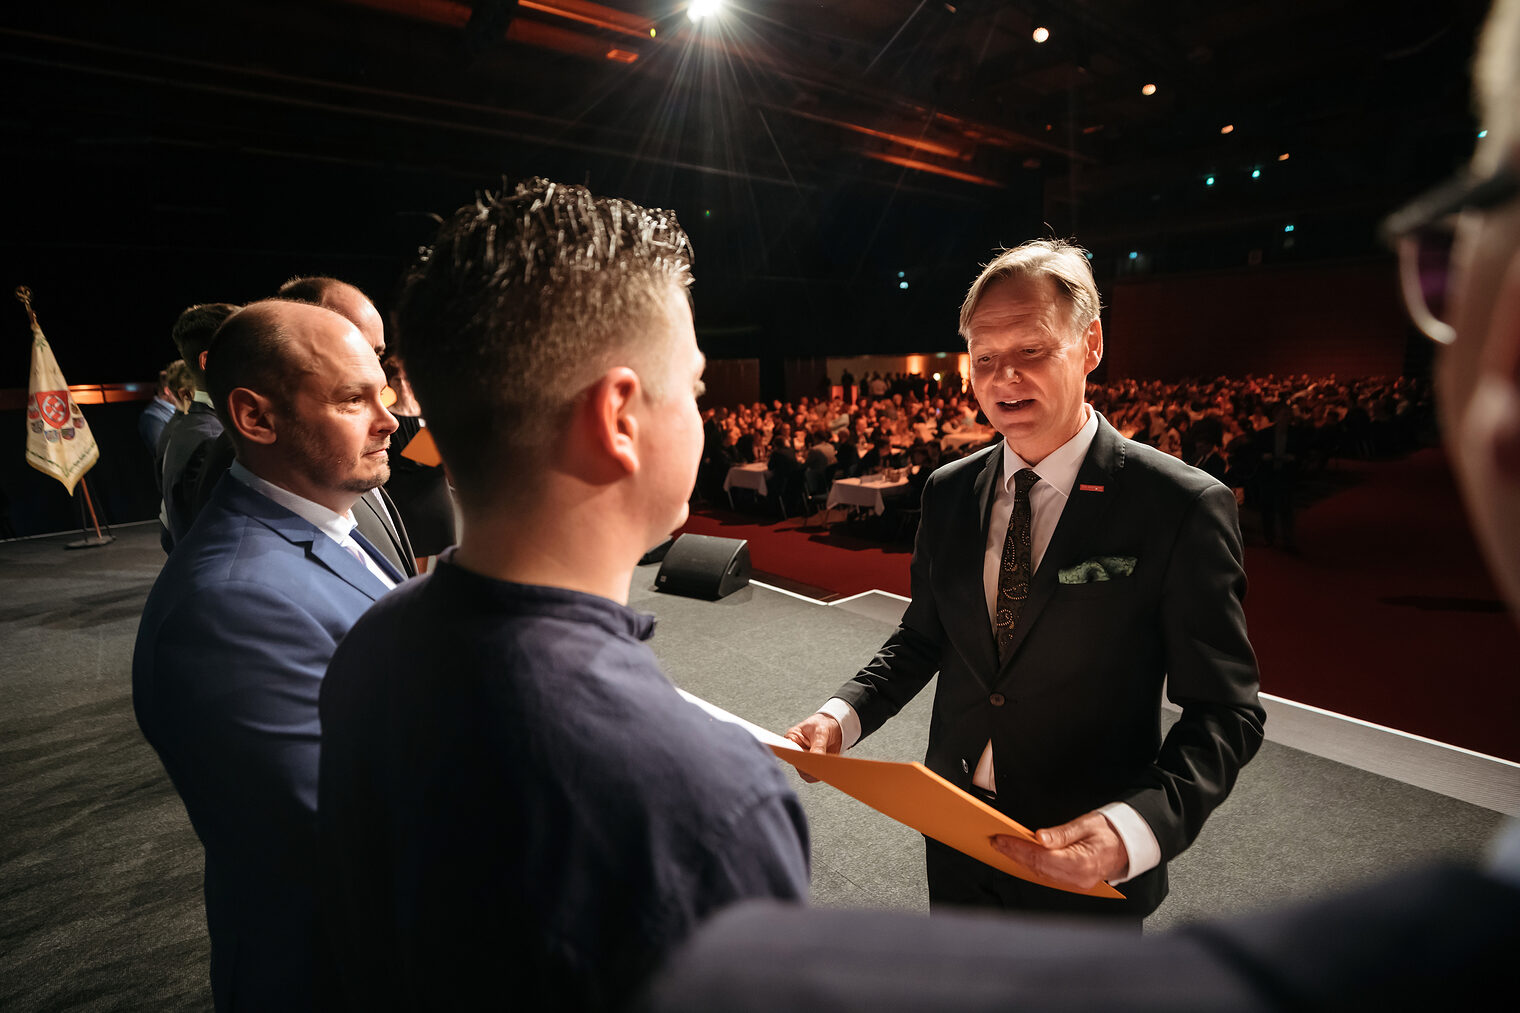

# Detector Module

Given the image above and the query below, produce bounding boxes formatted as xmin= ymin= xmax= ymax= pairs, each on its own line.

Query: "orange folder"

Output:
xmin=400 ymin=426 xmax=442 ymax=467
xmin=674 ymin=689 xmax=1123 ymax=899
xmin=769 ymin=746 xmax=1124 ymax=900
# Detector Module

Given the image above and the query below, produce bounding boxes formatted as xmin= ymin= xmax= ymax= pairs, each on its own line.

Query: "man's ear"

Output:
xmin=198 ymin=350 xmax=210 ymax=373
xmin=585 ymin=367 xmax=642 ymax=477
xmin=225 ymin=388 xmax=279 ymax=446
xmin=1083 ymin=318 xmax=1105 ymax=375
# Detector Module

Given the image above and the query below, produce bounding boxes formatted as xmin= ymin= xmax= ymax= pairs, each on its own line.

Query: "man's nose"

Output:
xmin=375 ymin=403 xmax=399 ymax=434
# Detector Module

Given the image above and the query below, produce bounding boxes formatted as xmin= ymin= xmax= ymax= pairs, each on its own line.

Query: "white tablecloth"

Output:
xmin=723 ymin=463 xmax=771 ymax=500
xmin=941 ymin=428 xmax=996 ymax=450
xmin=827 ymin=475 xmax=910 ymax=516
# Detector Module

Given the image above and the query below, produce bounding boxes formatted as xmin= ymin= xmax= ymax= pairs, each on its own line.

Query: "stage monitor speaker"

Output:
xmin=654 ymin=534 xmax=751 ymax=601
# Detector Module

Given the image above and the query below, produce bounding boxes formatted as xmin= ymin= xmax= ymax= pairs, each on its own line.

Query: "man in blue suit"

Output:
xmin=133 ymin=298 xmax=402 ymax=1011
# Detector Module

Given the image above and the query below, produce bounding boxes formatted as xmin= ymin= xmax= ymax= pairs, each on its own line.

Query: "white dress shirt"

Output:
xmin=228 ymin=462 xmax=397 ymax=591
xmin=821 ymin=405 xmax=1160 ymax=884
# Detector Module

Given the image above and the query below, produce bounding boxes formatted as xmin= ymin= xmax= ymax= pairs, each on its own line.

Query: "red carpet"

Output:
xmin=681 ymin=449 xmax=1520 ymax=762
xmin=678 ymin=509 xmax=912 ymax=599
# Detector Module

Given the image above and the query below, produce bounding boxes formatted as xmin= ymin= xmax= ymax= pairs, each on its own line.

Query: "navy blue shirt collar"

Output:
xmin=433 ymin=547 xmax=656 ymax=642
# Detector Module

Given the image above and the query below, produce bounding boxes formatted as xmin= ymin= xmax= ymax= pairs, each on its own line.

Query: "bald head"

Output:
xmin=206 ymin=299 xmax=396 ymax=510
xmin=206 ymin=300 xmax=368 ymax=444
xmin=276 ymin=277 xmax=385 ymax=356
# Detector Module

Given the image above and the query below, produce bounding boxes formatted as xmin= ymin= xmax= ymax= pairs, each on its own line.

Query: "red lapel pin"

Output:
xmin=1079 ymin=483 xmax=1105 ymax=492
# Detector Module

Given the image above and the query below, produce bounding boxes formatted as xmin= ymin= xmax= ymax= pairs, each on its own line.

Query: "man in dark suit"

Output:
xmin=133 ymin=299 xmax=402 ymax=1011
xmin=641 ymin=2 xmax=1520 ymax=1005
xmin=157 ymin=302 xmax=238 ymax=549
xmin=788 ymin=239 xmax=1264 ymax=921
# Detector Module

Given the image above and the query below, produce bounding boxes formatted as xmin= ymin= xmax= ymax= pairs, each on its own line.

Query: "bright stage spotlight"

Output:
xmin=688 ymin=0 xmax=723 ymax=23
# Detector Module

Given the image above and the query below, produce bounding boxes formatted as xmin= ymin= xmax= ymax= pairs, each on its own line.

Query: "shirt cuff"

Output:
xmin=1098 ymin=802 xmax=1161 ymax=885
xmin=818 ymin=698 xmax=861 ymax=750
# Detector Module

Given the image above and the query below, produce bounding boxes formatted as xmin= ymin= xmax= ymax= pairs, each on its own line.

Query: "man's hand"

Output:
xmin=783 ymin=713 xmax=843 ymax=783
xmin=989 ymin=811 xmax=1129 ymax=890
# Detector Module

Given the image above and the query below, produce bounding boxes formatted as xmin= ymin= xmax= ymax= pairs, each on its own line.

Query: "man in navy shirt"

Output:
xmin=318 ymin=178 xmax=810 ymax=1011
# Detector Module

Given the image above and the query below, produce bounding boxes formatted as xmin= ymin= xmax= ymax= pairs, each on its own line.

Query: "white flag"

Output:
xmin=22 ymin=292 xmax=99 ymax=496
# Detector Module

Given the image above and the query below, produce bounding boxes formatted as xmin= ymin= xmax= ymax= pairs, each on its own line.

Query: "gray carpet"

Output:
xmin=0 ymin=524 xmax=1506 ymax=1010
xmin=631 ymin=573 xmax=1508 ymax=927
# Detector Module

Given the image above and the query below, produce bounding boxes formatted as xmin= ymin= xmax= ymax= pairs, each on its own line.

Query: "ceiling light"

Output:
xmin=1032 ymin=26 xmax=1050 ymax=43
xmin=1278 ymin=152 xmax=1290 ymax=161
xmin=688 ymin=0 xmax=722 ymax=23
xmin=1479 ymin=129 xmax=1489 ymax=138
xmin=1205 ymin=175 xmax=1216 ymax=186
xmin=1250 ymin=168 xmax=1261 ymax=179
xmin=1284 ymin=224 xmax=1295 ymax=233
xmin=1220 ymin=124 xmax=1234 ymax=135
xmin=1128 ymin=251 xmax=1139 ymax=260
xmin=899 ymin=281 xmax=910 ymax=290
xmin=1141 ymin=83 xmax=1157 ymax=96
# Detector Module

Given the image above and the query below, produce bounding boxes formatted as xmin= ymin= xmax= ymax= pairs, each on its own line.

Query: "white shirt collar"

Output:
xmin=192 ymin=389 xmax=215 ymax=408
xmin=228 ymin=460 xmax=356 ymax=544
xmin=999 ymin=403 xmax=1099 ymax=498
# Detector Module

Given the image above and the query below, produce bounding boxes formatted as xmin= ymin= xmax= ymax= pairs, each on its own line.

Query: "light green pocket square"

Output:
xmin=1058 ymin=555 xmax=1137 ymax=584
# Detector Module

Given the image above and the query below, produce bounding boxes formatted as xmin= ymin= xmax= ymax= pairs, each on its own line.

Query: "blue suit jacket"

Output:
xmin=133 ymin=476 xmax=396 ymax=1011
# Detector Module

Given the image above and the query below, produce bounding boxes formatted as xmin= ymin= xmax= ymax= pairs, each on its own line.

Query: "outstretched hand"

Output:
xmin=989 ymin=810 xmax=1129 ymax=889
xmin=783 ymin=713 xmax=843 ymax=783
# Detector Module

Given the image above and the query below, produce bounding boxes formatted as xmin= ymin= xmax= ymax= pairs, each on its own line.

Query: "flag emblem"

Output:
xmin=36 ymin=390 xmax=70 ymax=428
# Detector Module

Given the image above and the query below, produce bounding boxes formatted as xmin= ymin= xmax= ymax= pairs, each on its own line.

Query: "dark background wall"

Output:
xmin=1105 ymin=259 xmax=1419 ymax=381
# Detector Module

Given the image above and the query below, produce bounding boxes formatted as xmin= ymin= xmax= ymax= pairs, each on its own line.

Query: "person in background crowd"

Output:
xmin=157 ymin=302 xmax=238 ymax=550
xmin=377 ymin=352 xmax=456 ymax=561
xmin=138 ymin=361 xmax=181 ymax=452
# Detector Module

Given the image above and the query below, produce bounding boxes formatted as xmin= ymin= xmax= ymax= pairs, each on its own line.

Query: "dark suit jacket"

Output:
xmin=836 ymin=413 xmax=1264 ymax=915
xmin=132 ymin=476 xmax=397 ymax=1011
xmin=188 ymin=432 xmax=418 ymax=578
xmin=639 ymin=865 xmax=1520 ymax=1011
xmin=158 ymin=401 xmax=224 ymax=547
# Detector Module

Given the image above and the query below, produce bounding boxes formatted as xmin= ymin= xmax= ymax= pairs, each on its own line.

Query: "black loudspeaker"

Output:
xmin=654 ymin=534 xmax=751 ymax=601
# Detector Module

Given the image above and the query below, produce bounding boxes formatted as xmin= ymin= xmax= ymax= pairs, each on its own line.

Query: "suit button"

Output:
xmin=989 ymin=693 xmax=1005 ymax=707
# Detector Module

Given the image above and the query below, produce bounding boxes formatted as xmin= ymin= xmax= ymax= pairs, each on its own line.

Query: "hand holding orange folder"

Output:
xmin=769 ymin=745 xmax=1123 ymax=900
xmin=676 ymin=689 xmax=1123 ymax=900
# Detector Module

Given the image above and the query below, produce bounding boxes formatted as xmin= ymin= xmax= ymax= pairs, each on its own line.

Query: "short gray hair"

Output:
xmin=958 ymin=238 xmax=1102 ymax=340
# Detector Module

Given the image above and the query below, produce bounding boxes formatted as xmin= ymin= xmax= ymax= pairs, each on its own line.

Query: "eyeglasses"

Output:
xmin=1381 ymin=164 xmax=1520 ymax=345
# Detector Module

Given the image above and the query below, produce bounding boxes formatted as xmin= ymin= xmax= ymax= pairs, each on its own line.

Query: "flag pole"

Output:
xmin=71 ymin=475 xmax=113 ymax=548
xmin=17 ymin=286 xmax=113 ymax=549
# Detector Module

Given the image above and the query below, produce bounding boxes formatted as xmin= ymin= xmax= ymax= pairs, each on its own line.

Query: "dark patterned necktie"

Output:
xmin=996 ymin=468 xmax=1040 ymax=658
